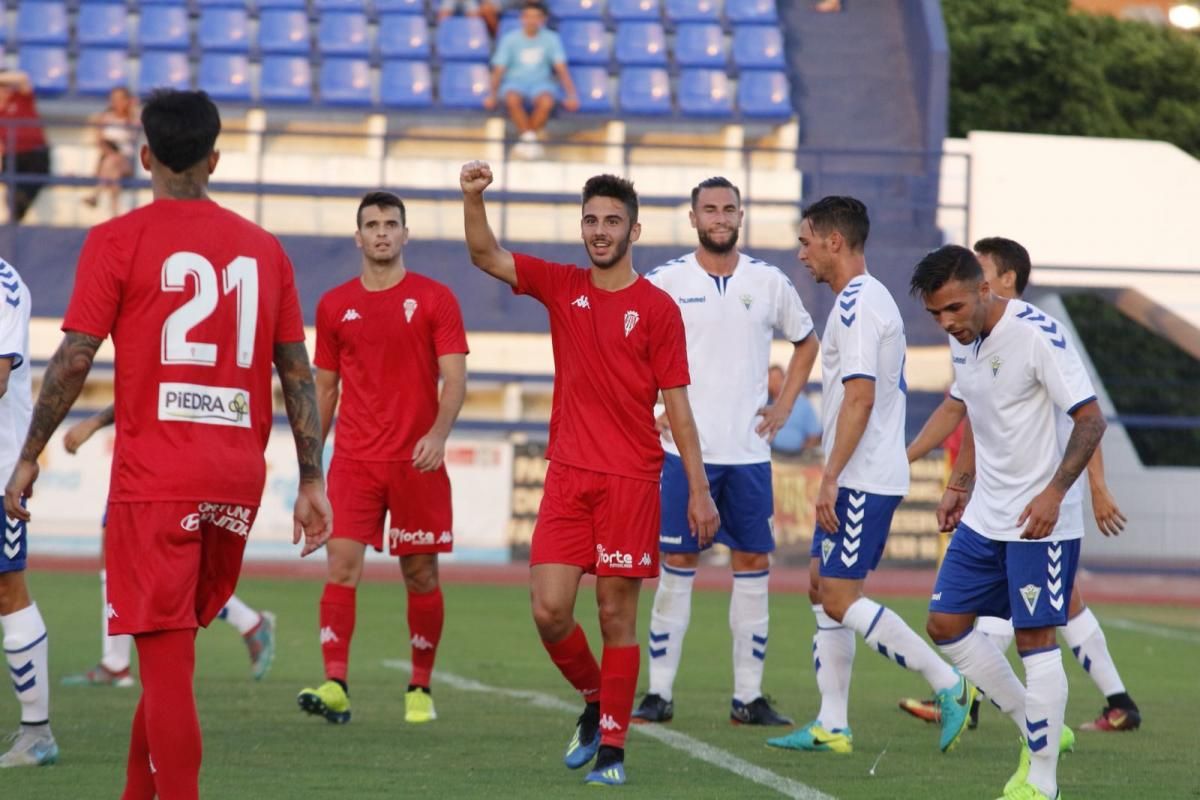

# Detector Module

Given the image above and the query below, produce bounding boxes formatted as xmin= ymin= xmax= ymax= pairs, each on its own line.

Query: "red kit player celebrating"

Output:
xmin=3 ymin=90 xmax=332 ymax=800
xmin=461 ymin=162 xmax=719 ymax=787
xmin=298 ymin=191 xmax=468 ymax=726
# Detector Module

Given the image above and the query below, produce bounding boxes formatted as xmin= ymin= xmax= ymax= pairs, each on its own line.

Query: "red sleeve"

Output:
xmin=650 ymin=292 xmax=690 ymax=390
xmin=62 ymin=226 xmax=124 ymax=340
xmin=313 ymin=293 xmax=338 ymax=371
xmin=273 ymin=246 xmax=306 ymax=344
xmin=512 ymin=252 xmax=572 ymax=304
xmin=433 ymin=286 xmax=469 ymax=357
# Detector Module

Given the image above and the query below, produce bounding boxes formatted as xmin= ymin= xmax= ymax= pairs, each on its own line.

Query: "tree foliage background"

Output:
xmin=943 ymin=0 xmax=1200 ymax=157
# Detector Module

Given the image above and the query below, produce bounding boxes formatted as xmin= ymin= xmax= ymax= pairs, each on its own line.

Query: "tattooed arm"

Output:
xmin=274 ymin=341 xmax=333 ymax=556
xmin=5 ymin=332 xmax=102 ymax=520
xmin=1018 ymin=401 xmax=1107 ymax=540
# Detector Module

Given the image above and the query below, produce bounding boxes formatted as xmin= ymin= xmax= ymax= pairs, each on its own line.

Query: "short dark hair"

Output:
xmin=521 ymin=1 xmax=547 ymax=14
xmin=356 ymin=191 xmax=406 ymax=228
xmin=581 ymin=174 xmax=638 ymax=224
xmin=141 ymin=90 xmax=220 ymax=174
xmin=800 ymin=196 xmax=870 ymax=251
xmin=909 ymin=245 xmax=983 ymax=298
xmin=691 ymin=176 xmax=741 ymax=208
xmin=973 ymin=236 xmax=1031 ymax=295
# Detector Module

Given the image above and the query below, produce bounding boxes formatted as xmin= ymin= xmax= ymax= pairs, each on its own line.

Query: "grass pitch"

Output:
xmin=4 ymin=570 xmax=1197 ymax=799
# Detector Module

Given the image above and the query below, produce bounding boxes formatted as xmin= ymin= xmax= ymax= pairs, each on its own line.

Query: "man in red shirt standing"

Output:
xmin=3 ymin=89 xmax=332 ymax=800
xmin=0 ymin=71 xmax=50 ymax=223
xmin=460 ymin=161 xmax=720 ymax=787
xmin=298 ymin=191 xmax=468 ymax=726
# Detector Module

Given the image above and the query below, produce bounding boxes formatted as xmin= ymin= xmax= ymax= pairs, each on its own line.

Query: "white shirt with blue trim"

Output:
xmin=0 ymin=258 xmax=31 ymax=477
xmin=645 ymin=251 xmax=814 ymax=465
xmin=819 ymin=273 xmax=909 ymax=496
xmin=948 ymin=299 xmax=1096 ymax=542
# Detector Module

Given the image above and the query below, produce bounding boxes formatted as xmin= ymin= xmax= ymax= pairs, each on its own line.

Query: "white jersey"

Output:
xmin=948 ymin=300 xmax=1096 ymax=542
xmin=646 ymin=251 xmax=814 ymax=464
xmin=819 ymin=273 xmax=909 ymax=496
xmin=0 ymin=259 xmax=31 ymax=476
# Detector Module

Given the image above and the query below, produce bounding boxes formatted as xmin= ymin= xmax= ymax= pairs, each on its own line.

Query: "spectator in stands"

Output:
xmin=767 ymin=364 xmax=821 ymax=456
xmin=0 ymin=71 xmax=51 ymax=224
xmin=438 ymin=0 xmax=501 ymax=36
xmin=484 ymin=1 xmax=579 ymax=160
xmin=83 ymin=87 xmax=139 ymax=218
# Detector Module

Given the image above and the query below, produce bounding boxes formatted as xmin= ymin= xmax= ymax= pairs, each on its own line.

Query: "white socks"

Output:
xmin=1022 ymin=648 xmax=1068 ymax=800
xmin=646 ymin=565 xmax=695 ymax=701
xmin=219 ymin=594 xmax=262 ymax=636
xmin=2 ymin=603 xmax=49 ymax=725
xmin=937 ymin=628 xmax=1026 ymax=731
xmin=1064 ymin=607 xmax=1125 ymax=699
xmin=975 ymin=615 xmax=1015 ymax=655
xmin=842 ymin=597 xmax=959 ymax=693
xmin=730 ymin=570 xmax=769 ymax=704
xmin=811 ymin=604 xmax=855 ymax=731
xmin=100 ymin=569 xmax=132 ymax=673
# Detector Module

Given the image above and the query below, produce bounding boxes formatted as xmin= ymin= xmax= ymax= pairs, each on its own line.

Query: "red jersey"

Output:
xmin=63 ymin=198 xmax=306 ymax=505
xmin=513 ymin=253 xmax=689 ymax=482
xmin=314 ymin=272 xmax=468 ymax=461
xmin=0 ymin=91 xmax=47 ymax=154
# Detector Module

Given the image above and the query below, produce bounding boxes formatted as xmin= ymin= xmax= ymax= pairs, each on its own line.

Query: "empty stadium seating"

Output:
xmin=259 ymin=10 xmax=312 ymax=56
xmin=665 ymin=0 xmax=719 ymax=23
xmin=608 ymin=0 xmax=662 ymax=22
xmin=261 ymin=55 xmax=314 ymax=103
xmin=139 ymin=6 xmax=190 ymax=51
xmin=378 ymin=13 xmax=430 ymax=59
xmin=614 ymin=22 xmax=667 ymax=67
xmin=76 ymin=48 xmax=130 ymax=96
xmin=198 ymin=53 xmax=251 ymax=102
xmin=76 ymin=5 xmax=130 ymax=49
xmin=19 ymin=47 xmax=69 ymax=95
xmin=317 ymin=12 xmax=371 ymax=58
xmin=675 ymin=22 xmax=725 ymax=68
xmin=380 ymin=59 xmax=433 ymax=108
xmin=678 ymin=68 xmax=732 ymax=117
xmin=557 ymin=20 xmax=608 ymax=66
xmin=198 ymin=8 xmax=252 ymax=54
xmin=138 ymin=50 xmax=191 ymax=92
xmin=549 ymin=0 xmax=604 ymax=21
xmin=569 ymin=65 xmax=612 ymax=112
xmin=732 ymin=24 xmax=784 ymax=69
xmin=737 ymin=69 xmax=791 ymax=118
xmin=435 ymin=17 xmax=489 ymax=61
xmin=16 ymin=3 xmax=69 ymax=47
xmin=618 ymin=66 xmax=670 ymax=114
xmin=726 ymin=0 xmax=778 ymax=24
xmin=439 ymin=61 xmax=489 ymax=109
xmin=319 ymin=57 xmax=373 ymax=106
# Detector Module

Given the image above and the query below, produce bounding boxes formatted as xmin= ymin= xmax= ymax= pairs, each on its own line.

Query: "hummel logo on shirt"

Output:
xmin=342 ymin=308 xmax=362 ymax=322
xmin=319 ymin=626 xmax=339 ymax=644
xmin=411 ymin=634 xmax=434 ymax=650
xmin=599 ymin=713 xmax=622 ymax=732
xmin=571 ymin=295 xmax=590 ymax=309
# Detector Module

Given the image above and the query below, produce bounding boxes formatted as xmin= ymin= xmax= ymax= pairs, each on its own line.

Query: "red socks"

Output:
xmin=542 ymin=624 xmax=602 ymax=702
xmin=125 ymin=629 xmax=200 ymax=800
xmin=599 ymin=645 xmax=639 ymax=748
xmin=407 ymin=587 xmax=444 ymax=688
xmin=320 ymin=583 xmax=357 ymax=682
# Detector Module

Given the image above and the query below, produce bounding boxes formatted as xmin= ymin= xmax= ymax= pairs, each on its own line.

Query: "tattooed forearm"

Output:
xmin=21 ymin=332 xmax=101 ymax=462
xmin=1051 ymin=410 xmax=1107 ymax=495
xmin=274 ymin=341 xmax=324 ymax=483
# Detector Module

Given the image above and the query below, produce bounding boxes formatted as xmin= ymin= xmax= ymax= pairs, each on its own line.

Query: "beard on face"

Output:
xmin=698 ymin=225 xmax=738 ymax=255
xmin=588 ymin=233 xmax=632 ymax=269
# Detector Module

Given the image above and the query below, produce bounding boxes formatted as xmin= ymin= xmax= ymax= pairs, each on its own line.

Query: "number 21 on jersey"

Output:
xmin=161 ymin=252 xmax=258 ymax=368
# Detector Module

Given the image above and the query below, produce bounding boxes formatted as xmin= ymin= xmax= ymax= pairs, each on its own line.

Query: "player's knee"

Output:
xmin=925 ymin=614 xmax=960 ymax=644
xmin=820 ymin=592 xmax=851 ymax=622
xmin=531 ymin=598 xmax=572 ymax=641
xmin=663 ymin=551 xmax=699 ymax=570
xmin=596 ymin=600 xmax=634 ymax=643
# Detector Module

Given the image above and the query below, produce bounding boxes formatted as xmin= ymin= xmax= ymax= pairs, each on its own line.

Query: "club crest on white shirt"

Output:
xmin=1019 ymin=583 xmax=1041 ymax=615
xmin=403 ymin=298 xmax=417 ymax=323
xmin=740 ymin=293 xmax=753 ymax=310
xmin=623 ymin=310 xmax=640 ymax=337
xmin=990 ymin=355 xmax=1003 ymax=377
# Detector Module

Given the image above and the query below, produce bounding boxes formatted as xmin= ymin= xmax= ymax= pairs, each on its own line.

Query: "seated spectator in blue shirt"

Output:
xmin=768 ymin=365 xmax=821 ymax=456
xmin=484 ymin=1 xmax=579 ymax=160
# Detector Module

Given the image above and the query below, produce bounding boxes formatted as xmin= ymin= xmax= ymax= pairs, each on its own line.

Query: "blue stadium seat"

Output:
xmin=737 ymin=68 xmax=791 ymax=118
xmin=198 ymin=8 xmax=251 ymax=53
xmin=257 ymin=0 xmax=308 ymax=8
xmin=725 ymin=0 xmax=777 ymax=24
xmin=16 ymin=3 xmax=69 ymax=46
xmin=194 ymin=0 xmax=249 ymax=7
xmin=139 ymin=6 xmax=190 ymax=51
xmin=259 ymin=10 xmax=311 ymax=55
xmin=76 ymin=48 xmax=130 ymax=96
xmin=378 ymin=13 xmax=429 ymax=59
xmin=548 ymin=0 xmax=603 ymax=20
xmin=608 ymin=0 xmax=661 ymax=21
xmin=436 ymin=17 xmax=490 ymax=61
xmin=375 ymin=0 xmax=425 ymax=12
xmin=380 ymin=60 xmax=433 ymax=108
xmin=614 ymin=22 xmax=666 ymax=66
xmin=678 ymin=68 xmax=731 ymax=117
xmin=319 ymin=57 xmax=373 ymax=106
xmin=261 ymin=55 xmax=313 ymax=104
xmin=315 ymin=0 xmax=368 ymax=10
xmin=497 ymin=15 xmax=521 ymax=41
xmin=617 ymin=66 xmax=670 ymax=114
xmin=138 ymin=51 xmax=191 ymax=92
xmin=198 ymin=53 xmax=252 ymax=102
xmin=77 ymin=5 xmax=130 ymax=48
xmin=438 ymin=61 xmax=489 ymax=109
xmin=674 ymin=22 xmax=724 ymax=68
xmin=665 ymin=0 xmax=719 ymax=23
xmin=557 ymin=21 xmax=607 ymax=66
xmin=318 ymin=12 xmax=370 ymax=58
xmin=732 ymin=24 xmax=784 ymax=69
xmin=18 ymin=47 xmax=69 ymax=94
xmin=569 ymin=65 xmax=611 ymax=113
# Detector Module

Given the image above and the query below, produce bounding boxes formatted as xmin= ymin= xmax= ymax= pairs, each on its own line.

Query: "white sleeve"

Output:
xmin=1030 ymin=322 xmax=1095 ymax=414
xmin=773 ymin=271 xmax=814 ymax=342
xmin=948 ymin=380 xmax=963 ymax=402
xmin=0 ymin=288 xmax=27 ymax=369
xmin=837 ymin=294 xmax=883 ymax=382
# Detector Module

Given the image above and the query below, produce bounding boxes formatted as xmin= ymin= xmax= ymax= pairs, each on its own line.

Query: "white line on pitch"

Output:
xmin=1105 ymin=617 xmax=1200 ymax=644
xmin=383 ymin=659 xmax=836 ymax=800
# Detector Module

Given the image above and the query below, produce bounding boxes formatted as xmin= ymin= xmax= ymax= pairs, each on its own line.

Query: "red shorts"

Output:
xmin=531 ymin=461 xmax=660 ymax=578
xmin=328 ymin=456 xmax=453 ymax=556
xmin=104 ymin=501 xmax=258 ymax=636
